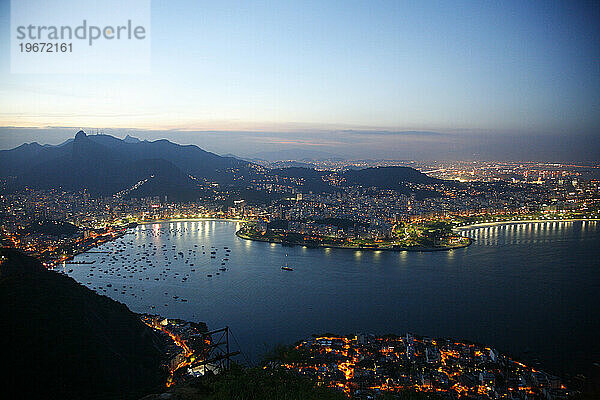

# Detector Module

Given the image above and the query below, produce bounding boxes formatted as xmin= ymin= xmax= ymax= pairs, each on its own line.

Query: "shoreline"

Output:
xmin=454 ymin=218 xmax=600 ymax=231
xmin=66 ymin=217 xmax=598 ymax=262
xmin=57 ymin=218 xmax=246 ymax=264
xmin=52 ymin=230 xmax=128 ymax=265
xmin=235 ymin=230 xmax=472 ymax=252
xmin=135 ymin=217 xmax=248 ymax=226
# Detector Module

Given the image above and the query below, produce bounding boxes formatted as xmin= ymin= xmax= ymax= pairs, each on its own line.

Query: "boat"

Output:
xmin=281 ymin=253 xmax=293 ymax=271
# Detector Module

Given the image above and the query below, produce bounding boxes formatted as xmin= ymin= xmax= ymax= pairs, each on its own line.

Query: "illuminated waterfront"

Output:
xmin=59 ymin=219 xmax=600 ymax=376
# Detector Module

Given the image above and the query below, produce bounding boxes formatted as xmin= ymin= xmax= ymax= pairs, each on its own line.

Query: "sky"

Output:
xmin=0 ymin=0 xmax=599 ymax=161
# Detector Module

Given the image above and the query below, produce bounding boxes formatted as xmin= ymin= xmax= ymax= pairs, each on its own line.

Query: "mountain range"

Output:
xmin=0 ymin=130 xmax=448 ymax=200
xmin=0 ymin=130 xmax=248 ymax=199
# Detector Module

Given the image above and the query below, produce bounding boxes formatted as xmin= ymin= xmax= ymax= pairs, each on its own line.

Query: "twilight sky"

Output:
xmin=0 ymin=0 xmax=598 ymax=161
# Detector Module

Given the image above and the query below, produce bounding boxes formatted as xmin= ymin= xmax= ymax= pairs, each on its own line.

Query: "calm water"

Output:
xmin=60 ymin=220 xmax=600 ymax=375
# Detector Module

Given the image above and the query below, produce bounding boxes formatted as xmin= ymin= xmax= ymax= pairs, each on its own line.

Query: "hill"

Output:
xmin=343 ymin=166 xmax=441 ymax=186
xmin=0 ymin=248 xmax=169 ymax=400
xmin=271 ymin=165 xmax=449 ymax=196
xmin=141 ymin=365 xmax=443 ymax=400
xmin=0 ymin=130 xmax=250 ymax=199
xmin=343 ymin=166 xmax=446 ymax=197
xmin=0 ymin=131 xmax=451 ymax=199
xmin=25 ymin=219 xmax=79 ymax=236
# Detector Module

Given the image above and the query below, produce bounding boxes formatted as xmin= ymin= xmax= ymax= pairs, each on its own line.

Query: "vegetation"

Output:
xmin=239 ymin=219 xmax=469 ymax=251
xmin=0 ymin=248 xmax=169 ymax=400
xmin=145 ymin=364 xmax=443 ymax=400
xmin=145 ymin=365 xmax=346 ymax=400
xmin=26 ymin=219 xmax=80 ymax=236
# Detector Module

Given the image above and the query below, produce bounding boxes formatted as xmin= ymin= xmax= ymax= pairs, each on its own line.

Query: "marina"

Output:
xmin=57 ymin=219 xmax=600 ymax=375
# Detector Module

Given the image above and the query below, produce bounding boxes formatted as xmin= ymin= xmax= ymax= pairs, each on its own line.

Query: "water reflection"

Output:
xmin=61 ymin=220 xmax=599 ymax=374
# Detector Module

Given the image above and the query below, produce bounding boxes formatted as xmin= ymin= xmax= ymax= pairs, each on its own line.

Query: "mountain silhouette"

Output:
xmin=0 ymin=130 xmax=249 ymax=199
xmin=0 ymin=131 xmax=449 ymax=199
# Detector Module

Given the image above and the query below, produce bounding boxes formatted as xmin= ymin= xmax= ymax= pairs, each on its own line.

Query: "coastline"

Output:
xmin=57 ymin=218 xmax=246 ymax=264
xmin=136 ymin=217 xmax=248 ymax=226
xmin=55 ymin=217 xmax=599 ymax=384
xmin=65 ymin=217 xmax=599 ymax=262
xmin=52 ymin=229 xmax=128 ymax=265
xmin=235 ymin=229 xmax=472 ymax=252
xmin=454 ymin=218 xmax=600 ymax=231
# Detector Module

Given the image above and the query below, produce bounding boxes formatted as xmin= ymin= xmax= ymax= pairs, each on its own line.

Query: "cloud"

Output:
xmin=338 ymin=130 xmax=447 ymax=136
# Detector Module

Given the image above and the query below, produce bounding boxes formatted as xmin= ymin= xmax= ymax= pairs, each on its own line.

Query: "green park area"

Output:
xmin=237 ymin=219 xmax=471 ymax=251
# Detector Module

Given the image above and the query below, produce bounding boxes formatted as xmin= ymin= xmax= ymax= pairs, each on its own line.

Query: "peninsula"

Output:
xmin=236 ymin=219 xmax=471 ymax=252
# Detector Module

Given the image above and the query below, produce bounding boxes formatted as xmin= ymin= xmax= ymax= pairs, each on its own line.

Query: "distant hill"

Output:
xmin=220 ymin=153 xmax=246 ymax=160
xmin=271 ymin=167 xmax=333 ymax=193
xmin=0 ymin=130 xmax=251 ymax=200
xmin=26 ymin=219 xmax=79 ymax=236
xmin=123 ymin=134 xmax=142 ymax=143
xmin=343 ymin=166 xmax=444 ymax=194
xmin=0 ymin=131 xmax=450 ymax=199
xmin=345 ymin=166 xmax=456 ymax=196
xmin=0 ymin=141 xmax=59 ymax=176
xmin=0 ymin=248 xmax=169 ymax=400
xmin=271 ymin=166 xmax=449 ymax=196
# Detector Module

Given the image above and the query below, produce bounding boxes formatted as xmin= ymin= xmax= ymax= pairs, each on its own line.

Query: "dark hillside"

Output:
xmin=0 ymin=248 xmax=168 ymax=400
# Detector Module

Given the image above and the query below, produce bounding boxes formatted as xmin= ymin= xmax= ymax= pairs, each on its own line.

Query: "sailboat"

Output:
xmin=281 ymin=254 xmax=294 ymax=271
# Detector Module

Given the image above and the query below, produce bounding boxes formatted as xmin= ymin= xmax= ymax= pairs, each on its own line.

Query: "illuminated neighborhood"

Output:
xmin=271 ymin=333 xmax=571 ymax=399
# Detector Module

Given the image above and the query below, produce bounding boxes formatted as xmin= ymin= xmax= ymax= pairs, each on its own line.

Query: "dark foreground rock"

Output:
xmin=0 ymin=248 xmax=169 ymax=400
